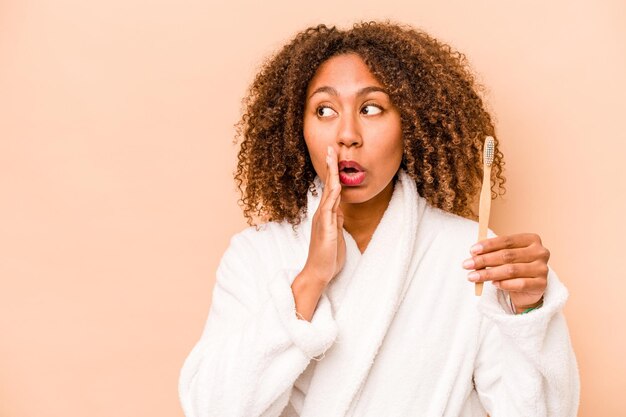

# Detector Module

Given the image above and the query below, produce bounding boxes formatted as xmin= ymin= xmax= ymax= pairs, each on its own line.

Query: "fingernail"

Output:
xmin=470 ymin=244 xmax=483 ymax=254
xmin=327 ymin=146 xmax=332 ymax=156
xmin=462 ymin=259 xmax=474 ymax=269
xmin=468 ymin=272 xmax=479 ymax=281
xmin=326 ymin=155 xmax=330 ymax=165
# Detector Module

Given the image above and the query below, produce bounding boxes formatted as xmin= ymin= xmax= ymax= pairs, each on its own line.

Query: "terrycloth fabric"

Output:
xmin=178 ymin=168 xmax=580 ymax=417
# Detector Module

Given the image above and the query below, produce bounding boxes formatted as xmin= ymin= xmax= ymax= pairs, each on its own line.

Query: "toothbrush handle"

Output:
xmin=475 ymin=165 xmax=492 ymax=296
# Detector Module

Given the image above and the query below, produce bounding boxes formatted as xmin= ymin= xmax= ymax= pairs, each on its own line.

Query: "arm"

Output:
xmin=473 ymin=267 xmax=580 ymax=417
xmin=178 ymin=232 xmax=338 ymax=417
xmin=291 ymin=268 xmax=328 ymax=322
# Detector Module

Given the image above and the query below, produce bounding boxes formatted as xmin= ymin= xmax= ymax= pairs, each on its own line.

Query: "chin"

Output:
xmin=340 ymin=185 xmax=376 ymax=203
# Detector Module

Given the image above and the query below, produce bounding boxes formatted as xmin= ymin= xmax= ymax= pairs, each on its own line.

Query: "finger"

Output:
xmin=322 ymin=147 xmax=341 ymax=211
xmin=329 ymin=146 xmax=341 ymax=192
xmin=470 ymin=233 xmax=540 ymax=255
xmin=332 ymin=187 xmax=341 ymax=213
xmin=463 ymin=245 xmax=549 ymax=270
xmin=494 ymin=277 xmax=547 ymax=294
xmin=323 ymin=185 xmax=341 ymax=230
xmin=336 ymin=205 xmax=344 ymax=229
xmin=337 ymin=213 xmax=345 ymax=245
xmin=320 ymin=150 xmax=332 ymax=206
xmin=320 ymin=148 xmax=337 ymax=207
xmin=330 ymin=191 xmax=343 ymax=228
xmin=467 ymin=260 xmax=548 ymax=283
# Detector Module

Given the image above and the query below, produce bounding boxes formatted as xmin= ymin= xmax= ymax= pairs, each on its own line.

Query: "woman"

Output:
xmin=179 ymin=21 xmax=580 ymax=417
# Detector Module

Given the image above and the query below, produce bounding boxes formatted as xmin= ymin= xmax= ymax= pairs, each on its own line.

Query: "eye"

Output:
xmin=316 ymin=105 xmax=336 ymax=118
xmin=362 ymin=103 xmax=383 ymax=115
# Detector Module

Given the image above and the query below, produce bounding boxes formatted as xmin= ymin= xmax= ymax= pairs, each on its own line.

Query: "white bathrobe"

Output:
xmin=178 ymin=168 xmax=580 ymax=417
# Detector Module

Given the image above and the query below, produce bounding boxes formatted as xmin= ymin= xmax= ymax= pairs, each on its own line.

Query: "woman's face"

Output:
xmin=303 ymin=52 xmax=403 ymax=205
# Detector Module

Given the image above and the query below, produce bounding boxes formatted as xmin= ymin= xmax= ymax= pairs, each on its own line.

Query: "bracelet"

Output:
xmin=516 ymin=296 xmax=544 ymax=315
xmin=520 ymin=306 xmax=540 ymax=314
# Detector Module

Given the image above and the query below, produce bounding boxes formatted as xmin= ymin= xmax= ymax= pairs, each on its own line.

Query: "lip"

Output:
xmin=337 ymin=160 xmax=366 ymax=186
xmin=338 ymin=160 xmax=365 ymax=172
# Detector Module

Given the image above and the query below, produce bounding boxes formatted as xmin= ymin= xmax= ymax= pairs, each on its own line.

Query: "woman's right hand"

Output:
xmin=302 ymin=146 xmax=347 ymax=286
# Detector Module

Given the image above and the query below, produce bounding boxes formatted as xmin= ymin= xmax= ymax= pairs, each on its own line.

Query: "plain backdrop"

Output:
xmin=1 ymin=0 xmax=624 ymax=416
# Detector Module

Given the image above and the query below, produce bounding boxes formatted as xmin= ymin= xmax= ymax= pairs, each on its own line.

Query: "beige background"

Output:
xmin=1 ymin=0 xmax=624 ymax=416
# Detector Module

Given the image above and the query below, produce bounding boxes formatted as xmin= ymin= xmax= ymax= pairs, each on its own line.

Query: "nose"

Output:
xmin=336 ymin=112 xmax=362 ymax=148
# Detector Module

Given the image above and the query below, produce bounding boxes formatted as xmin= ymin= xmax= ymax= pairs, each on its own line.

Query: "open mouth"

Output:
xmin=338 ymin=169 xmax=365 ymax=185
xmin=337 ymin=160 xmax=365 ymax=185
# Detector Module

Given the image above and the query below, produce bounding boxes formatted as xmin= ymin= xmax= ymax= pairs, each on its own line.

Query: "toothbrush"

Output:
xmin=475 ymin=136 xmax=495 ymax=296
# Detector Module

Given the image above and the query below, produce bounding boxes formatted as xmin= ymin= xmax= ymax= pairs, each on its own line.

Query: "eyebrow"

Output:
xmin=307 ymin=85 xmax=389 ymax=100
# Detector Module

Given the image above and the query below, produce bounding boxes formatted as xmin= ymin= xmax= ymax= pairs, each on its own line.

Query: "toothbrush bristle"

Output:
xmin=484 ymin=136 xmax=495 ymax=167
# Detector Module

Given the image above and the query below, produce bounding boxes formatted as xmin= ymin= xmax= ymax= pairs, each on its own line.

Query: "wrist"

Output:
xmin=513 ymin=295 xmax=544 ymax=314
xmin=291 ymin=269 xmax=327 ymax=322
xmin=301 ymin=264 xmax=332 ymax=288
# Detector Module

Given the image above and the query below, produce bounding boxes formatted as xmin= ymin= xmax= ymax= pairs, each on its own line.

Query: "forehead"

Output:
xmin=306 ymin=53 xmax=384 ymax=95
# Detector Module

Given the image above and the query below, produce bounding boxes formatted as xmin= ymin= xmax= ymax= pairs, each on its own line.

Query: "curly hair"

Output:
xmin=233 ymin=20 xmax=506 ymax=230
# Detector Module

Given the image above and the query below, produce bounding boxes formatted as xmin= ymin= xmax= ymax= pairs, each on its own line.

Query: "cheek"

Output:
xmin=303 ymin=124 xmax=326 ymax=176
xmin=379 ymin=132 xmax=403 ymax=160
xmin=393 ymin=137 xmax=404 ymax=160
xmin=388 ymin=122 xmax=404 ymax=160
xmin=372 ymin=115 xmax=403 ymax=155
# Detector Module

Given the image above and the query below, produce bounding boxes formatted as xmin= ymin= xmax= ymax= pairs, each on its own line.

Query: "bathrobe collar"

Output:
xmin=300 ymin=168 xmax=433 ymax=416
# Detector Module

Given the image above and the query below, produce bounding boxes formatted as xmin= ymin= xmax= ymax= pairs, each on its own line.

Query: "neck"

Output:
xmin=340 ymin=178 xmax=395 ymax=250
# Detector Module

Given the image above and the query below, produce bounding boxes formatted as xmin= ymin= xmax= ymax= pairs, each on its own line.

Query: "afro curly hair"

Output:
xmin=233 ymin=20 xmax=506 ymax=230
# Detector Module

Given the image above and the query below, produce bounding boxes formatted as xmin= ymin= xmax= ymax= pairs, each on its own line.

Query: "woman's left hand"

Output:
xmin=462 ymin=233 xmax=549 ymax=313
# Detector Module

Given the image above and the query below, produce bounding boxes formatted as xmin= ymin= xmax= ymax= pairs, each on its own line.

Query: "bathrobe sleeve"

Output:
xmin=178 ymin=231 xmax=338 ymax=417
xmin=473 ymin=265 xmax=581 ymax=417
